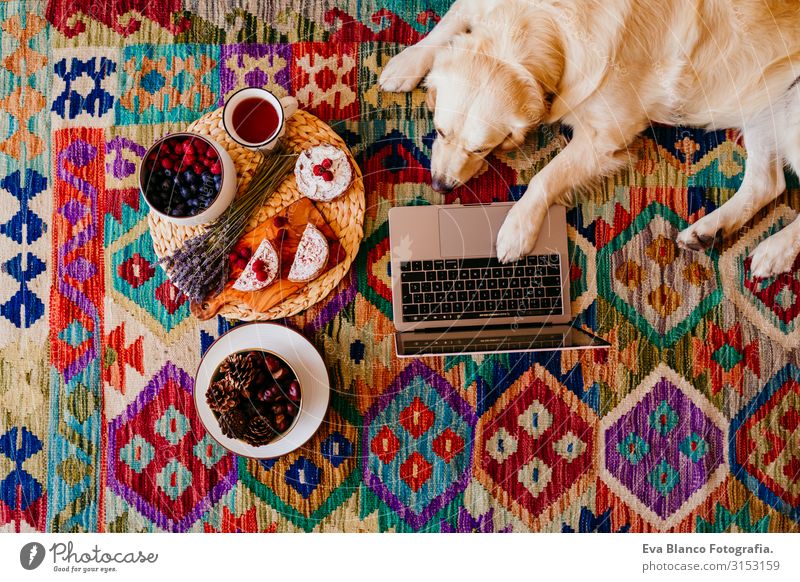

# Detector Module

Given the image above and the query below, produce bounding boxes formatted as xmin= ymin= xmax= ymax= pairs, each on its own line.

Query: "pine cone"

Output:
xmin=244 ymin=416 xmax=275 ymax=446
xmin=218 ymin=409 xmax=247 ymax=439
xmin=206 ymin=379 xmax=239 ymax=413
xmin=218 ymin=352 xmax=263 ymax=397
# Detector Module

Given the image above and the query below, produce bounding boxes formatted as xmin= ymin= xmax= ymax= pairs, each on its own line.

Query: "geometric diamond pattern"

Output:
xmin=285 ymin=456 xmax=322 ymax=499
xmin=238 ymin=408 xmax=360 ymax=532
xmin=679 ymin=433 xmax=709 ymax=463
xmin=731 ymin=364 xmax=800 ymax=523
xmin=647 ymin=459 xmax=680 ymax=496
xmin=107 ymin=363 xmax=235 ymax=531
xmin=719 ymin=207 xmax=800 ymax=350
xmin=484 ymin=427 xmax=518 ymax=464
xmin=364 ymin=361 xmax=477 ymax=530
xmin=5 ymin=0 xmax=792 ymax=533
xmin=154 ymin=405 xmax=190 ymax=445
xmin=598 ymin=205 xmax=722 ymax=348
xmin=119 ymin=435 xmax=155 ymax=474
xmin=648 ymin=400 xmax=679 ymax=436
xmin=193 ymin=435 xmax=227 ymax=470
xmin=156 ymin=459 xmax=192 ymax=500
xmin=617 ymin=432 xmax=650 ymax=465
xmin=475 ymin=365 xmax=595 ymax=527
xmin=600 ymin=364 xmax=728 ymax=529
xmin=110 ymin=230 xmax=190 ymax=333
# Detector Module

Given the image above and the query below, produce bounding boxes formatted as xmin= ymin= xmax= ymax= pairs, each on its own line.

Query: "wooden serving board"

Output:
xmin=191 ymin=198 xmax=345 ymax=320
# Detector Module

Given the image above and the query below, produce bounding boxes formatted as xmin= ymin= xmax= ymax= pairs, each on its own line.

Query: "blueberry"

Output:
xmin=170 ymin=209 xmax=183 ymax=217
xmin=201 ymin=171 xmax=214 ymax=183
xmin=180 ymin=186 xmax=191 ymax=198
xmin=199 ymin=185 xmax=215 ymax=197
xmin=183 ymin=170 xmax=194 ymax=183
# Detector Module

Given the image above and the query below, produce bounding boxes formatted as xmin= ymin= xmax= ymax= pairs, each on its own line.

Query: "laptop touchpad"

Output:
xmin=438 ymin=206 xmax=509 ymax=257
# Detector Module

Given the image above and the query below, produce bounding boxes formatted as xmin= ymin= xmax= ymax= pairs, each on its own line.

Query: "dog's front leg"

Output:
xmin=496 ymin=133 xmax=630 ymax=263
xmin=677 ymin=120 xmax=785 ymax=250
xmin=379 ymin=0 xmax=472 ymax=92
xmin=749 ymin=214 xmax=800 ymax=278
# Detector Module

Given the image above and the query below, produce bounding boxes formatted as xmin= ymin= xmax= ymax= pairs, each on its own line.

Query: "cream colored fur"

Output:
xmin=379 ymin=0 xmax=800 ymax=276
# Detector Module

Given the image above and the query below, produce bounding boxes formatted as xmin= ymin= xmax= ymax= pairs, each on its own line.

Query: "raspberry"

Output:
xmin=255 ymin=270 xmax=268 ymax=282
xmin=210 ymin=162 xmax=222 ymax=175
xmin=322 ymin=170 xmax=334 ymax=182
xmin=321 ymin=158 xmax=332 ymax=169
xmin=252 ymin=259 xmax=266 ymax=272
xmin=312 ymin=165 xmax=324 ymax=176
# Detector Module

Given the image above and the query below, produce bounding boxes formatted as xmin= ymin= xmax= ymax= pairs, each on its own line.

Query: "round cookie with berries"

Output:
xmin=232 ymin=239 xmax=280 ymax=291
xmin=294 ymin=144 xmax=352 ymax=202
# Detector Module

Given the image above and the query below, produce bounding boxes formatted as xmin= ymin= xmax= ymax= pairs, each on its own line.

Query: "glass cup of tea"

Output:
xmin=222 ymin=88 xmax=298 ymax=153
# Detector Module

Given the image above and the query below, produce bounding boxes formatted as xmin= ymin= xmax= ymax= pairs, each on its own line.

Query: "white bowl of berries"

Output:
xmin=139 ymin=132 xmax=237 ymax=226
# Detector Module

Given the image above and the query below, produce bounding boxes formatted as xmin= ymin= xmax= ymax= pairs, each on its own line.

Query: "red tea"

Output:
xmin=231 ymin=97 xmax=281 ymax=144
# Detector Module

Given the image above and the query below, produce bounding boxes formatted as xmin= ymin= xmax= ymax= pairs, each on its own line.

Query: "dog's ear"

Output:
xmin=426 ymin=86 xmax=437 ymax=111
xmin=505 ymin=61 xmax=548 ymax=124
xmin=499 ymin=124 xmax=528 ymax=151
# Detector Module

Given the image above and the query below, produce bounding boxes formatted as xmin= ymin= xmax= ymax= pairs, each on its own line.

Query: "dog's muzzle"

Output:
xmin=431 ymin=176 xmax=456 ymax=193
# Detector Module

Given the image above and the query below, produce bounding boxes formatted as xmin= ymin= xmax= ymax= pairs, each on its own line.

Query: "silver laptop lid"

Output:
xmin=389 ymin=203 xmax=572 ymax=332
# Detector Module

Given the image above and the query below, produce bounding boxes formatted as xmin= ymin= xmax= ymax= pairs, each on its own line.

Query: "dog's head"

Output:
xmin=425 ymin=32 xmax=550 ymax=192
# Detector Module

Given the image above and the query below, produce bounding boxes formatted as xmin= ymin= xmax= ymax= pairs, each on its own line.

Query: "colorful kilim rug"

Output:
xmin=0 ymin=0 xmax=798 ymax=533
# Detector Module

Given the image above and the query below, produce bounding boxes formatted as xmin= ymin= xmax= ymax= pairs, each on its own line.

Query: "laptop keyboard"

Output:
xmin=399 ymin=255 xmax=563 ymax=323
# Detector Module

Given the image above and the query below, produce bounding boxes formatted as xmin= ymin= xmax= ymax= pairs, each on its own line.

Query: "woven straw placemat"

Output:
xmin=148 ymin=108 xmax=365 ymax=321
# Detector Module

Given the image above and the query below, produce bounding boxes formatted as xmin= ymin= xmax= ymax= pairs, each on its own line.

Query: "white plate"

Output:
xmin=194 ymin=323 xmax=330 ymax=458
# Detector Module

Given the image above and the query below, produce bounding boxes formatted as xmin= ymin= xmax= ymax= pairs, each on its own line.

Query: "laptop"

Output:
xmin=388 ymin=202 xmax=610 ymax=357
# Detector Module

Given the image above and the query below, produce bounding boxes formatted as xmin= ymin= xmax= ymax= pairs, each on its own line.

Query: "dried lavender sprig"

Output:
xmin=160 ymin=146 xmax=297 ymax=302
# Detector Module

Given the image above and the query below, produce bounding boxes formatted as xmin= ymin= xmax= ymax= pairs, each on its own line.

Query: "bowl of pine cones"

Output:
xmin=194 ymin=323 xmax=330 ymax=458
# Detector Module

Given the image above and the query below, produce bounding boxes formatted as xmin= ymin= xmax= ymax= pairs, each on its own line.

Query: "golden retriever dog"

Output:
xmin=379 ymin=0 xmax=800 ymax=276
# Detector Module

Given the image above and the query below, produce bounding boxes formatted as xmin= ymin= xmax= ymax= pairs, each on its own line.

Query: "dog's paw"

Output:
xmin=496 ymin=204 xmax=544 ymax=264
xmin=379 ymin=49 xmax=429 ymax=93
xmin=677 ymin=215 xmax=722 ymax=251
xmin=749 ymin=233 xmax=799 ymax=279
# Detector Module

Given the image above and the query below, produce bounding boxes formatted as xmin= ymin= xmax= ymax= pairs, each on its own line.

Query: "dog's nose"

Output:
xmin=431 ymin=177 xmax=455 ymax=193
